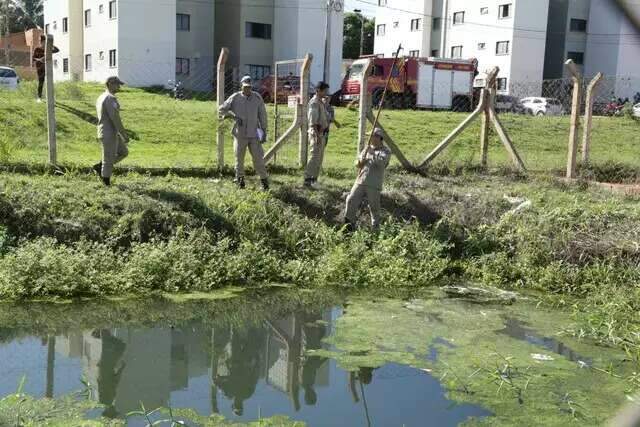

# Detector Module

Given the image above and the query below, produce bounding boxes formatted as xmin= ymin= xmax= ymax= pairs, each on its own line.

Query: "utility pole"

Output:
xmin=323 ymin=0 xmax=343 ymax=84
xmin=354 ymin=9 xmax=365 ymax=57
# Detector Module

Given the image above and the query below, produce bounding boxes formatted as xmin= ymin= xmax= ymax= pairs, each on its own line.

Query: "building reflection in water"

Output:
xmin=55 ymin=309 xmax=333 ymax=418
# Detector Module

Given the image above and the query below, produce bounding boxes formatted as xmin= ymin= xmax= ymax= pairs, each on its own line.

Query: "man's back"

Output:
xmin=96 ymin=91 xmax=119 ymax=139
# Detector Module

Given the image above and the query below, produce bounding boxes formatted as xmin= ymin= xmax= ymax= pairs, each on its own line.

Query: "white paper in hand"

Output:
xmin=256 ymin=128 xmax=265 ymax=142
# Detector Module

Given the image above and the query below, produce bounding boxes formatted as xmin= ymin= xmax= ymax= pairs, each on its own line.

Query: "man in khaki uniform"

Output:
xmin=93 ymin=76 xmax=129 ymax=186
xmin=344 ymin=128 xmax=391 ymax=231
xmin=304 ymin=82 xmax=330 ymax=188
xmin=219 ymin=75 xmax=269 ymax=190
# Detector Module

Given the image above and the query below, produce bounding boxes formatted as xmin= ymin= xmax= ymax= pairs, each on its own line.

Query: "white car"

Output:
xmin=0 ymin=66 xmax=20 ymax=91
xmin=520 ymin=97 xmax=565 ymax=116
xmin=633 ymin=103 xmax=640 ymax=118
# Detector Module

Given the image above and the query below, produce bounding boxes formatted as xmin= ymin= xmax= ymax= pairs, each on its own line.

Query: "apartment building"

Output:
xmin=374 ymin=0 xmax=640 ymax=96
xmin=44 ymin=0 xmax=344 ymax=92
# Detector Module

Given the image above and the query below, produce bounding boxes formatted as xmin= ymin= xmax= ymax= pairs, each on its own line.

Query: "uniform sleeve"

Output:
xmin=218 ymin=93 xmax=236 ymax=117
xmin=326 ymin=104 xmax=335 ymax=123
xmin=257 ymin=94 xmax=268 ymax=133
xmin=374 ymin=149 xmax=391 ymax=168
xmin=104 ymin=98 xmax=126 ymax=135
xmin=308 ymin=102 xmax=321 ymax=127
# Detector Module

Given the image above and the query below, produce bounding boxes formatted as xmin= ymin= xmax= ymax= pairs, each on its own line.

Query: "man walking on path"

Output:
xmin=304 ymin=82 xmax=330 ymax=188
xmin=218 ymin=75 xmax=269 ymax=190
xmin=344 ymin=128 xmax=391 ymax=231
xmin=93 ymin=76 xmax=129 ymax=186
xmin=32 ymin=35 xmax=59 ymax=102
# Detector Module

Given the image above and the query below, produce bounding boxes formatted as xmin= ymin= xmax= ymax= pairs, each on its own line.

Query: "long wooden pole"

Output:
xmin=565 ymin=59 xmax=582 ymax=179
xmin=299 ymin=53 xmax=313 ymax=168
xmin=581 ymin=72 xmax=603 ymax=164
xmin=357 ymin=59 xmax=373 ymax=156
xmin=45 ymin=35 xmax=57 ymax=166
xmin=216 ymin=48 xmax=229 ymax=169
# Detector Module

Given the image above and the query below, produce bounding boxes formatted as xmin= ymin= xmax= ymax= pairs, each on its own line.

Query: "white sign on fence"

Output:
xmin=288 ymin=96 xmax=299 ymax=108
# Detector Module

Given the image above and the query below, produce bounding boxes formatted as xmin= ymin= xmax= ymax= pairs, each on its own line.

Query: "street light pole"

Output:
xmin=323 ymin=1 xmax=343 ymax=84
xmin=354 ymin=9 xmax=365 ymax=57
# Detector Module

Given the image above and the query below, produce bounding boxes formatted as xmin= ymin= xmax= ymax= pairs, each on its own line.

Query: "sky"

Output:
xmin=344 ymin=0 xmax=377 ymax=17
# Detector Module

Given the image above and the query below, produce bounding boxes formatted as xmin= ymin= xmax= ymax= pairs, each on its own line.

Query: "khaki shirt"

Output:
xmin=218 ymin=91 xmax=268 ymax=138
xmin=308 ymin=95 xmax=329 ymax=133
xmin=96 ymin=90 xmax=125 ymax=140
xmin=356 ymin=146 xmax=391 ymax=190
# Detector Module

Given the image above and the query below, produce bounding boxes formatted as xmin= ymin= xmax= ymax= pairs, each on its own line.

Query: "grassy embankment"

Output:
xmin=1 ymin=82 xmax=640 ymax=352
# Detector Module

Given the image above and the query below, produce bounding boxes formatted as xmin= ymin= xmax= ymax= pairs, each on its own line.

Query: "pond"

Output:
xmin=0 ymin=290 xmax=633 ymax=426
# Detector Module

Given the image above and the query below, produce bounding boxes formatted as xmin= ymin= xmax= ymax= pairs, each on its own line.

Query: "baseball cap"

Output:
xmin=315 ymin=81 xmax=330 ymax=90
xmin=372 ymin=127 xmax=384 ymax=138
xmin=241 ymin=75 xmax=252 ymax=87
xmin=105 ymin=76 xmax=125 ymax=86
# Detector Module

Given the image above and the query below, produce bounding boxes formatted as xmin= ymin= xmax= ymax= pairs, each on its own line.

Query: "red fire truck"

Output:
xmin=341 ymin=56 xmax=478 ymax=111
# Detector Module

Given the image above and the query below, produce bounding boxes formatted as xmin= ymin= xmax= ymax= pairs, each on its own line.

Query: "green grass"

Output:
xmin=1 ymin=81 xmax=639 ymax=176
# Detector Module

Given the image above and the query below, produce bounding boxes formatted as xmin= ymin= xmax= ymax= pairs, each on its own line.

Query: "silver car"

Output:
xmin=0 ymin=66 xmax=19 ymax=91
xmin=520 ymin=97 xmax=565 ymax=116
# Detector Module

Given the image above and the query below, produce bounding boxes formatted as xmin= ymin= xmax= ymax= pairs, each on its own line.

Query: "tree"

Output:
xmin=1 ymin=0 xmax=43 ymax=34
xmin=343 ymin=12 xmax=375 ymax=60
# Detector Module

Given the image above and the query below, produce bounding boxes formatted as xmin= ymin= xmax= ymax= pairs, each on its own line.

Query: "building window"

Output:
xmin=496 ymin=41 xmax=510 ymax=55
xmin=109 ymin=49 xmax=117 ymax=67
xmin=409 ymin=50 xmax=419 ymax=57
xmin=431 ymin=49 xmax=439 ymax=57
xmin=109 ymin=1 xmax=117 ymax=19
xmin=478 ymin=42 xmax=486 ymax=50
xmin=392 ymin=21 xmax=399 ymax=28
xmin=85 ymin=54 xmax=92 ymax=71
xmin=567 ymin=51 xmax=584 ymax=65
xmin=62 ymin=18 xmax=68 ymax=33
xmin=410 ymin=18 xmax=421 ymax=31
xmin=45 ymin=24 xmax=49 ymax=34
xmin=99 ymin=4 xmax=104 ymax=14
xmin=84 ymin=9 xmax=91 ymax=27
xmin=451 ymin=45 xmax=463 ymax=58
xmin=498 ymin=4 xmax=512 ymax=19
xmin=570 ymin=19 xmax=587 ymax=32
xmin=378 ymin=0 xmax=387 ymax=5
xmin=176 ymin=57 xmax=190 ymax=75
xmin=99 ymin=51 xmax=104 ymax=60
xmin=53 ymin=59 xmax=58 ymax=68
xmin=497 ymin=77 xmax=508 ymax=91
xmin=53 ymin=21 xmax=57 ymax=31
xmin=376 ymin=24 xmax=386 ymax=36
xmin=245 ymin=22 xmax=272 ymax=39
xmin=432 ymin=17 xmax=441 ymax=30
xmin=177 ymin=14 xmax=190 ymax=31
xmin=480 ymin=7 xmax=489 ymax=15
xmin=453 ymin=11 xmax=465 ymax=25
xmin=63 ymin=58 xmax=69 ymax=73
xmin=246 ymin=64 xmax=271 ymax=80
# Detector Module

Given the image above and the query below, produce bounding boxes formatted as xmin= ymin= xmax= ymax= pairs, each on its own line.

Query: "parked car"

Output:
xmin=520 ymin=97 xmax=565 ymax=116
xmin=0 ymin=66 xmax=19 ymax=91
xmin=633 ymin=103 xmax=640 ymax=118
xmin=258 ymin=74 xmax=304 ymax=104
xmin=495 ymin=95 xmax=524 ymax=113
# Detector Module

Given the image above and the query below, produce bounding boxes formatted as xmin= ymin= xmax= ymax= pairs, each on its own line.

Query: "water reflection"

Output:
xmin=1 ymin=305 xmax=488 ymax=426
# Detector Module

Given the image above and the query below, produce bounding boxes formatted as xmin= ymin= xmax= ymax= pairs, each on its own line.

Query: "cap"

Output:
xmin=241 ymin=75 xmax=252 ymax=87
xmin=372 ymin=127 xmax=384 ymax=138
xmin=105 ymin=76 xmax=125 ymax=86
xmin=315 ymin=81 xmax=330 ymax=90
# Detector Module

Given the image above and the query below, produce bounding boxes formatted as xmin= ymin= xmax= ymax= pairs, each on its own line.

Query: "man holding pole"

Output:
xmin=93 ymin=76 xmax=129 ymax=186
xmin=32 ymin=35 xmax=59 ymax=102
xmin=304 ymin=81 xmax=331 ymax=188
xmin=218 ymin=75 xmax=269 ymax=191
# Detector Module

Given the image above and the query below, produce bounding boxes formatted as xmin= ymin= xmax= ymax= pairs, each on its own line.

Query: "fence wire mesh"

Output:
xmin=1 ymin=61 xmax=639 ymax=182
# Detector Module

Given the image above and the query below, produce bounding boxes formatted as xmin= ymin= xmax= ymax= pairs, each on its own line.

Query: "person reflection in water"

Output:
xmin=213 ymin=325 xmax=264 ymax=416
xmin=92 ymin=329 xmax=127 ymax=418
xmin=349 ymin=367 xmax=375 ymax=403
xmin=300 ymin=313 xmax=328 ymax=407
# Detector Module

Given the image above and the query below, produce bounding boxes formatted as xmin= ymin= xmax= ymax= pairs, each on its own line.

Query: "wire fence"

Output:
xmin=0 ymin=60 xmax=639 ymax=183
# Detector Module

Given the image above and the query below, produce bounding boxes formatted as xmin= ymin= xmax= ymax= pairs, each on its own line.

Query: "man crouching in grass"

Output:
xmin=344 ymin=128 xmax=391 ymax=231
xmin=93 ymin=76 xmax=129 ymax=186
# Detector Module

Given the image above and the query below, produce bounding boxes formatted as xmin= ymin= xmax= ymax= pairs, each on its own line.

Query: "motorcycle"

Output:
xmin=604 ymin=99 xmax=625 ymax=117
xmin=167 ymin=80 xmax=186 ymax=100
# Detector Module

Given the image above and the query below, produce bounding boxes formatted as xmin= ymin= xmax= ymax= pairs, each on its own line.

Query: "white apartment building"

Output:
xmin=44 ymin=0 xmax=344 ymax=92
xmin=374 ymin=0 xmax=640 ymax=97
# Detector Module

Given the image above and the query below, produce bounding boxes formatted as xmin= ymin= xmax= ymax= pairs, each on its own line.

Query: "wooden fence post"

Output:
xmin=357 ymin=59 xmax=373 ymax=157
xmin=479 ymin=81 xmax=494 ymax=167
xmin=216 ymin=48 xmax=229 ymax=170
xmin=298 ymin=53 xmax=313 ymax=168
xmin=581 ymin=72 xmax=603 ymax=165
xmin=45 ymin=35 xmax=57 ymax=166
xmin=565 ymin=59 xmax=582 ymax=179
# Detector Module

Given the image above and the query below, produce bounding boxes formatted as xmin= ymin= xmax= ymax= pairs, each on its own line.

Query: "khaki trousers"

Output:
xmin=234 ymin=137 xmax=268 ymax=179
xmin=304 ymin=131 xmax=326 ymax=180
xmin=345 ymin=183 xmax=382 ymax=228
xmin=101 ymin=136 xmax=128 ymax=178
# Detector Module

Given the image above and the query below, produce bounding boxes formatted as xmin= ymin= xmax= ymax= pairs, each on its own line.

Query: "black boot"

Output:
xmin=101 ymin=176 xmax=111 ymax=186
xmin=261 ymin=178 xmax=270 ymax=191
xmin=92 ymin=162 xmax=102 ymax=176
xmin=303 ymin=177 xmax=314 ymax=188
xmin=236 ymin=177 xmax=246 ymax=189
xmin=344 ymin=219 xmax=356 ymax=233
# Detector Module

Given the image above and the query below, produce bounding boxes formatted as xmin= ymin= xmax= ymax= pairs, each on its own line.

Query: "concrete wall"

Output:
xmin=510 ymin=0 xmax=549 ymax=95
xmin=238 ymin=0 xmax=274 ymax=78
xmin=44 ymin=0 xmax=83 ymax=81
xmin=81 ymin=0 xmax=119 ymax=83
xmin=176 ymin=0 xmax=215 ymax=92
xmin=374 ymin=0 xmax=433 ymax=58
